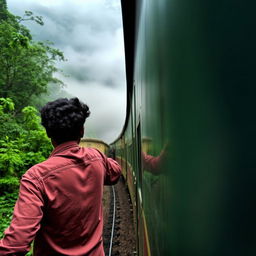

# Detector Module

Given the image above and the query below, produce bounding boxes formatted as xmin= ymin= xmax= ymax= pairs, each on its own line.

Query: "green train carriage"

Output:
xmin=111 ymin=0 xmax=256 ymax=255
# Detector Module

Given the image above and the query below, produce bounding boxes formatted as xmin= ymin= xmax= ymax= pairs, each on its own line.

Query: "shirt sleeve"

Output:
xmin=103 ymin=157 xmax=121 ymax=186
xmin=0 ymin=172 xmax=44 ymax=255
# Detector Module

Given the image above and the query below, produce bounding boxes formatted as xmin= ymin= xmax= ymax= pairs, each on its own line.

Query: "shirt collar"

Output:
xmin=50 ymin=141 xmax=80 ymax=157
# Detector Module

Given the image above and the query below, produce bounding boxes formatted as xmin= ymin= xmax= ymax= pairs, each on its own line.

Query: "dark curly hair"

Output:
xmin=40 ymin=98 xmax=90 ymax=144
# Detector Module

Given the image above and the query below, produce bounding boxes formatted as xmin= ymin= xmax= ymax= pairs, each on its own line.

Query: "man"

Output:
xmin=0 ymin=98 xmax=121 ymax=255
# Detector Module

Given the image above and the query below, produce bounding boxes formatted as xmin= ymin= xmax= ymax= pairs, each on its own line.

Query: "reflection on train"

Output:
xmin=110 ymin=0 xmax=256 ymax=255
xmin=111 ymin=137 xmax=168 ymax=255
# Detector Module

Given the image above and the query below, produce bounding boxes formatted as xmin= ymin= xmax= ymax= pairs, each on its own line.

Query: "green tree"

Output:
xmin=0 ymin=1 xmax=65 ymax=111
xmin=0 ymin=98 xmax=52 ymax=183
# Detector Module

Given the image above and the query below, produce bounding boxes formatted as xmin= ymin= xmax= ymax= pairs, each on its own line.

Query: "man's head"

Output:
xmin=40 ymin=98 xmax=90 ymax=145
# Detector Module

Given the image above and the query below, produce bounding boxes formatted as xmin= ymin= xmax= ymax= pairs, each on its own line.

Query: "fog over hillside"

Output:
xmin=7 ymin=0 xmax=126 ymax=143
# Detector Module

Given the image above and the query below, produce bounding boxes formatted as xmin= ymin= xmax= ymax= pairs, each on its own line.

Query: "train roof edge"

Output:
xmin=110 ymin=0 xmax=136 ymax=146
xmin=80 ymin=138 xmax=110 ymax=148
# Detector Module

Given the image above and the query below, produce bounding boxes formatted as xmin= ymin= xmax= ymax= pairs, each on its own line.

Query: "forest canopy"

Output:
xmin=0 ymin=0 xmax=66 ymax=111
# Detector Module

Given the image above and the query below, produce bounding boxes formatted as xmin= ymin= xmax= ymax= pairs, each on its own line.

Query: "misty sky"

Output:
xmin=7 ymin=0 xmax=126 ymax=143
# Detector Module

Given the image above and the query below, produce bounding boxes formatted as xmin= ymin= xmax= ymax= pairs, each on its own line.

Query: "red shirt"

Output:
xmin=0 ymin=141 xmax=121 ymax=256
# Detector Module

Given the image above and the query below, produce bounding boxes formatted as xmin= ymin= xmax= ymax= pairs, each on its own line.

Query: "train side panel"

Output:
xmin=117 ymin=0 xmax=256 ymax=255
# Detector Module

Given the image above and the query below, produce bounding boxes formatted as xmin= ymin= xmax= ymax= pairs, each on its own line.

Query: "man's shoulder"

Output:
xmin=24 ymin=147 xmax=105 ymax=180
xmin=23 ymin=158 xmax=53 ymax=181
xmin=23 ymin=155 xmax=73 ymax=181
xmin=83 ymin=147 xmax=105 ymax=158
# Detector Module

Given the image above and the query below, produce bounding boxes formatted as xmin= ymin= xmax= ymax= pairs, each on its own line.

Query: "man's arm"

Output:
xmin=0 ymin=172 xmax=44 ymax=255
xmin=103 ymin=156 xmax=121 ymax=185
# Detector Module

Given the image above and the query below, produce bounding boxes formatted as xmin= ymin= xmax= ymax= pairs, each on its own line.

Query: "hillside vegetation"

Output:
xmin=0 ymin=1 xmax=65 ymax=249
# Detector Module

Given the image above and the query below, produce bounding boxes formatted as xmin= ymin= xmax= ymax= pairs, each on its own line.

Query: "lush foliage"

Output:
xmin=0 ymin=1 xmax=65 ymax=111
xmin=0 ymin=191 xmax=18 ymax=239
xmin=0 ymin=97 xmax=53 ymax=190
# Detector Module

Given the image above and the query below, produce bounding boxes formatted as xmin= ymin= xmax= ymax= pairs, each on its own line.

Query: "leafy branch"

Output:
xmin=16 ymin=10 xmax=44 ymax=26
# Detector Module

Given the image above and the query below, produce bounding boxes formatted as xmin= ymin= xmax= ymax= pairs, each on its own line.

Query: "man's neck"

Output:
xmin=51 ymin=139 xmax=81 ymax=148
